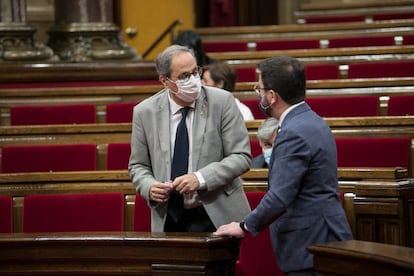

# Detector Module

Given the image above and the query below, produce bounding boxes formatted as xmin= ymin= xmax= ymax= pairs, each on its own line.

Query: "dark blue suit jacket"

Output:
xmin=245 ymin=103 xmax=352 ymax=273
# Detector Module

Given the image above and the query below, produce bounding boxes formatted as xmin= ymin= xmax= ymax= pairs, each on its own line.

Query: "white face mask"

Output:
xmin=263 ymin=148 xmax=272 ymax=165
xmin=173 ymin=75 xmax=201 ymax=103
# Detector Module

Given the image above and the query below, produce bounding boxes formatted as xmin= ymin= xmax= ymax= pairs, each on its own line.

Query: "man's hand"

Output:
xmin=213 ymin=222 xmax=245 ymax=237
xmin=172 ymin=173 xmax=200 ymax=194
xmin=149 ymin=182 xmax=173 ymax=203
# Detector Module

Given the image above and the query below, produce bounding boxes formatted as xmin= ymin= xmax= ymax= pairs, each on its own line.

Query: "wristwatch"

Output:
xmin=239 ymin=221 xmax=249 ymax=233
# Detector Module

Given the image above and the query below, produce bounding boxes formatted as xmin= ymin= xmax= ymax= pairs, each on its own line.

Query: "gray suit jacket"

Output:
xmin=245 ymin=103 xmax=353 ymax=273
xmin=129 ymin=86 xmax=252 ymax=231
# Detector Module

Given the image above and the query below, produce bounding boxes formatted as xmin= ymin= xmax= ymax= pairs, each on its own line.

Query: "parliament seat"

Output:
xmin=106 ymin=143 xmax=131 ymax=170
xmin=347 ymin=61 xmax=414 ymax=78
xmin=255 ymin=39 xmax=321 ymax=51
xmin=237 ymin=191 xmax=284 ymax=276
xmin=249 ymin=139 xmax=262 ymax=158
xmin=203 ymin=41 xmax=249 ymax=52
xmin=234 ymin=67 xmax=257 ymax=82
xmin=10 ymin=104 xmax=96 ymax=125
xmin=305 ymin=64 xmax=340 ymax=80
xmin=305 ymin=96 xmax=379 ymax=117
xmin=336 ymin=137 xmax=411 ymax=168
xmin=1 ymin=144 xmax=97 ymax=173
xmin=386 ymin=95 xmax=414 ymax=116
xmin=23 ymin=192 xmax=124 ymax=233
xmin=240 ymin=99 xmax=267 ymax=119
xmin=301 ymin=15 xmax=366 ymax=24
xmin=105 ymin=102 xmax=138 ymax=123
xmin=133 ymin=194 xmax=151 ymax=232
xmin=328 ymin=35 xmax=396 ymax=48
xmin=0 ymin=196 xmax=13 ymax=233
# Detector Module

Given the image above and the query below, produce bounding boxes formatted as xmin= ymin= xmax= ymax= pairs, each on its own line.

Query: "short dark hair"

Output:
xmin=204 ymin=62 xmax=237 ymax=92
xmin=258 ymin=56 xmax=306 ymax=105
xmin=173 ymin=30 xmax=208 ymax=66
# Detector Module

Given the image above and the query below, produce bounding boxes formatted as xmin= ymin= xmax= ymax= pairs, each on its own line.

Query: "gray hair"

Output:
xmin=257 ymin=117 xmax=279 ymax=141
xmin=155 ymin=45 xmax=195 ymax=77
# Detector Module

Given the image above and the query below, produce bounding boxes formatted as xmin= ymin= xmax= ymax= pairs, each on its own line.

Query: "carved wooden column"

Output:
xmin=0 ymin=0 xmax=56 ymax=62
xmin=48 ymin=0 xmax=139 ymax=62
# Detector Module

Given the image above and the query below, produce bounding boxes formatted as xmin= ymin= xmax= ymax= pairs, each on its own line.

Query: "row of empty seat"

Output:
xmin=4 ymin=94 xmax=414 ymax=126
xmin=203 ymin=34 xmax=414 ymax=52
xmin=1 ymin=136 xmax=411 ymax=173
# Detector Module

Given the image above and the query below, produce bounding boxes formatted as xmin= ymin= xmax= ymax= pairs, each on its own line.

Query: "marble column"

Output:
xmin=48 ymin=0 xmax=139 ymax=62
xmin=0 ymin=0 xmax=57 ymax=62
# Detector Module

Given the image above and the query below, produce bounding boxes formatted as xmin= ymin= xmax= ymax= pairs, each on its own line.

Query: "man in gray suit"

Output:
xmin=214 ymin=56 xmax=353 ymax=275
xmin=128 ymin=45 xmax=251 ymax=232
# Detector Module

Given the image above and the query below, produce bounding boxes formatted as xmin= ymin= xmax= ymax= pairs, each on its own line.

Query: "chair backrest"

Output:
xmin=336 ymin=137 xmax=411 ymax=168
xmin=105 ymin=102 xmax=138 ymax=123
xmin=347 ymin=61 xmax=414 ymax=78
xmin=106 ymin=143 xmax=131 ymax=170
xmin=240 ymin=99 xmax=267 ymax=119
xmin=255 ymin=38 xmax=320 ymax=51
xmin=23 ymin=193 xmax=124 ymax=233
xmin=10 ymin=104 xmax=96 ymax=125
xmin=203 ymin=41 xmax=248 ymax=52
xmin=328 ymin=35 xmax=396 ymax=48
xmin=0 ymin=196 xmax=13 ymax=233
xmin=372 ymin=12 xmax=414 ymax=21
xmin=387 ymin=95 xmax=414 ymax=116
xmin=249 ymin=139 xmax=262 ymax=158
xmin=133 ymin=194 xmax=151 ymax=232
xmin=1 ymin=144 xmax=97 ymax=173
xmin=234 ymin=67 xmax=257 ymax=82
xmin=305 ymin=96 xmax=379 ymax=117
xmin=305 ymin=64 xmax=340 ymax=80
xmin=238 ymin=192 xmax=283 ymax=276
xmin=302 ymin=15 xmax=365 ymax=24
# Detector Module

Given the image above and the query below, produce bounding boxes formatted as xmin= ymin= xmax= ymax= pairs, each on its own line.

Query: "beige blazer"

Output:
xmin=129 ymin=86 xmax=252 ymax=231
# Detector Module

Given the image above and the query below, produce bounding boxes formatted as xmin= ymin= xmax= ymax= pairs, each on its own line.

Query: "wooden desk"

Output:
xmin=0 ymin=232 xmax=240 ymax=275
xmin=308 ymin=240 xmax=414 ymax=276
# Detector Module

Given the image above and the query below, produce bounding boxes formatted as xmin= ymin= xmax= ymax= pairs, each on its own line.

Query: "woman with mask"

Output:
xmin=252 ymin=117 xmax=279 ymax=168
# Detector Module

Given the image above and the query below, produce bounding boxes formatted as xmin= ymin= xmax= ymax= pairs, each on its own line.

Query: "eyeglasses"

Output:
xmin=168 ymin=66 xmax=203 ymax=83
xmin=254 ymin=85 xmax=269 ymax=95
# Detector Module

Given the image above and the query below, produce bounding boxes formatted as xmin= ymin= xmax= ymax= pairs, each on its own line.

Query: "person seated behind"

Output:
xmin=252 ymin=117 xmax=279 ymax=168
xmin=202 ymin=61 xmax=255 ymax=121
xmin=173 ymin=30 xmax=214 ymax=67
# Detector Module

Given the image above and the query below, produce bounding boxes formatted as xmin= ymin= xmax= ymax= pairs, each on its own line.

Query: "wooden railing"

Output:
xmin=308 ymin=240 xmax=414 ymax=275
xmin=0 ymin=232 xmax=240 ymax=275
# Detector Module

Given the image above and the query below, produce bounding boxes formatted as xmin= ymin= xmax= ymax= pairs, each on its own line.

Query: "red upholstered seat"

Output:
xmin=0 ymin=196 xmax=13 ymax=233
xmin=372 ymin=12 xmax=414 ymax=21
xmin=347 ymin=61 xmax=414 ymax=78
xmin=387 ymin=95 xmax=414 ymax=116
xmin=236 ymin=192 xmax=284 ymax=276
xmin=403 ymin=34 xmax=414 ymax=45
xmin=305 ymin=96 xmax=379 ymax=117
xmin=10 ymin=104 xmax=96 ymax=125
xmin=303 ymin=15 xmax=365 ymax=24
xmin=328 ymin=35 xmax=396 ymax=48
xmin=240 ymin=99 xmax=267 ymax=119
xmin=234 ymin=67 xmax=257 ymax=82
xmin=1 ymin=144 xmax=97 ymax=173
xmin=336 ymin=137 xmax=411 ymax=168
xmin=105 ymin=102 xmax=138 ymax=123
xmin=255 ymin=39 xmax=320 ymax=51
xmin=305 ymin=64 xmax=340 ymax=80
xmin=203 ymin=41 xmax=248 ymax=52
xmin=0 ymin=80 xmax=159 ymax=89
xmin=249 ymin=139 xmax=262 ymax=158
xmin=23 ymin=193 xmax=124 ymax=233
xmin=133 ymin=194 xmax=151 ymax=232
xmin=106 ymin=143 xmax=131 ymax=170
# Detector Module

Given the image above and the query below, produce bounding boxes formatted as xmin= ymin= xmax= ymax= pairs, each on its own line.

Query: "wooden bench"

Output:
xmin=2 ymin=78 xmax=414 ymax=124
xmin=0 ymin=167 xmax=412 ymax=247
xmin=296 ymin=0 xmax=414 ymax=24
xmin=0 ymin=232 xmax=240 ymax=275
xmin=194 ymin=19 xmax=414 ymax=42
xmin=308 ymin=240 xmax=414 ymax=275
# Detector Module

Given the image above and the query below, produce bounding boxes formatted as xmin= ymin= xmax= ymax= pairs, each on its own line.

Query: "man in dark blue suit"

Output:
xmin=214 ymin=56 xmax=353 ymax=275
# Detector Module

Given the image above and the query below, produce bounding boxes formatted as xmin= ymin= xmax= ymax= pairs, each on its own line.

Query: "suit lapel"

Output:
xmin=192 ymin=88 xmax=208 ymax=170
xmin=156 ymin=90 xmax=172 ymax=176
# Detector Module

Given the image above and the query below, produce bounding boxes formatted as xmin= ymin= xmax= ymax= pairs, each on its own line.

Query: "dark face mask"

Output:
xmin=258 ymin=94 xmax=272 ymax=117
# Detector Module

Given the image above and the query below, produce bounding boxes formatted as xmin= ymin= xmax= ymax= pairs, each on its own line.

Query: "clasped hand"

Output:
xmin=149 ymin=173 xmax=199 ymax=203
